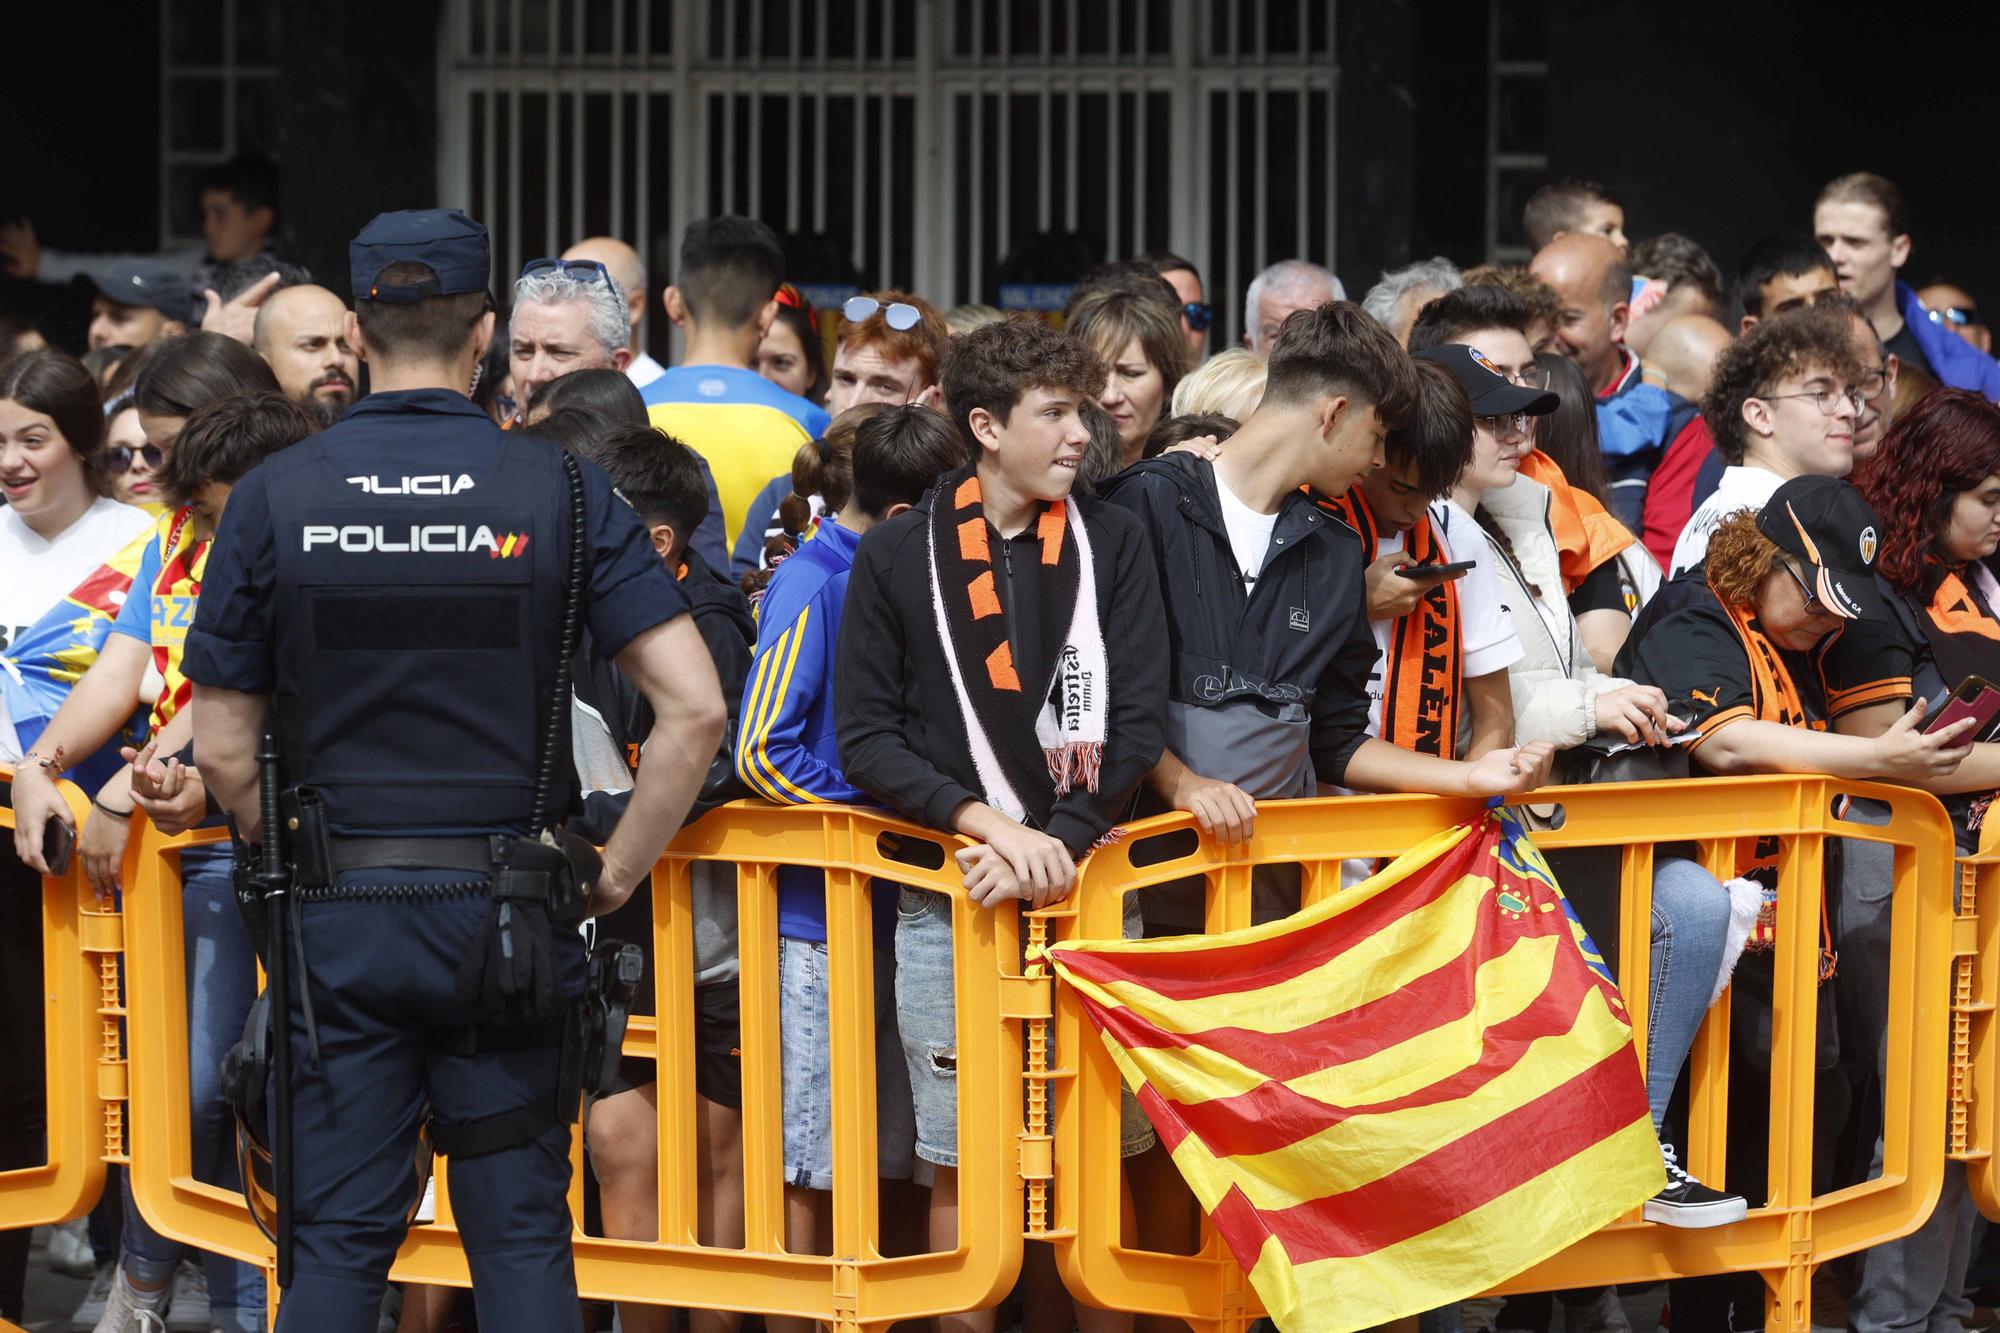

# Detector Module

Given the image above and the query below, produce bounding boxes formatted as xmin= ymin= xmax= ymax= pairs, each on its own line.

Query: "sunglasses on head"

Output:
xmin=843 ymin=295 xmax=922 ymax=331
xmin=105 ymin=443 xmax=164 ymax=475
xmin=1183 ymin=301 xmax=1214 ymax=333
xmin=774 ymin=282 xmax=819 ymax=334
xmin=520 ymin=257 xmax=611 ymax=285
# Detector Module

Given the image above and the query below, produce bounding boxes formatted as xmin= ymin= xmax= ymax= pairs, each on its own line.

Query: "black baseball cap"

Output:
xmin=1415 ymin=343 xmax=1560 ymax=417
xmin=72 ymin=260 xmax=195 ymax=323
xmin=350 ymin=209 xmax=491 ymax=303
xmin=1757 ymin=475 xmax=1891 ymax=621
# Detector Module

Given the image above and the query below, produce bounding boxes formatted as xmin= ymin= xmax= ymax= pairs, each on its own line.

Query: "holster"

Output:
xmin=454 ymin=831 xmax=596 ymax=1028
xmin=220 ymin=991 xmax=274 ymax=1139
xmin=229 ymin=837 xmax=272 ymax=967
xmin=429 ymin=940 xmax=636 ymax=1161
xmin=576 ymin=940 xmax=643 ymax=1098
xmin=490 ymin=830 xmax=598 ymax=928
xmin=281 ymin=786 xmax=335 ymax=889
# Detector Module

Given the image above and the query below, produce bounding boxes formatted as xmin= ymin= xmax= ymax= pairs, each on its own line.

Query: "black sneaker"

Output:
xmin=1644 ymin=1143 xmax=1748 ymax=1228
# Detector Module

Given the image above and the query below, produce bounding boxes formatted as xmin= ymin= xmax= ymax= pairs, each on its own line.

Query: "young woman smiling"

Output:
xmin=0 ymin=350 xmax=151 ymax=653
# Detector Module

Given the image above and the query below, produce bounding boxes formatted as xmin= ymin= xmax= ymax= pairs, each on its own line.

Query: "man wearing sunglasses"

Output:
xmin=1671 ymin=304 xmax=1867 ymax=577
xmin=1139 ymin=250 xmax=1212 ymax=360
xmin=823 ymin=290 xmax=947 ymax=417
xmin=1919 ymin=280 xmax=1992 ymax=358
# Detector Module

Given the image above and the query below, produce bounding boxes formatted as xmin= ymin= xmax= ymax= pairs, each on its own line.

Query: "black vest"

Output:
xmin=263 ymin=432 xmax=572 ymax=833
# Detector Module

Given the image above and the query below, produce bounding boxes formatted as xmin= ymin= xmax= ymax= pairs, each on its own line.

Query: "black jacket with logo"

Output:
xmin=1096 ymin=452 xmax=1375 ymax=786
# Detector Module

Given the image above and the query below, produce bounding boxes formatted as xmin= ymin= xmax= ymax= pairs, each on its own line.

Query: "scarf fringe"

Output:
xmin=1046 ymin=740 xmax=1104 ymax=796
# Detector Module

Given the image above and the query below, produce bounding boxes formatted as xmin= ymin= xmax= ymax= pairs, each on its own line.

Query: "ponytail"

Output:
xmin=738 ymin=402 xmax=891 ymax=603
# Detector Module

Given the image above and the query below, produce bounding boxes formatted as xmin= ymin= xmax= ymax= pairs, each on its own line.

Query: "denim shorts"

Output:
xmin=895 ymin=887 xmax=1156 ymax=1170
xmin=779 ymin=935 xmax=916 ymax=1190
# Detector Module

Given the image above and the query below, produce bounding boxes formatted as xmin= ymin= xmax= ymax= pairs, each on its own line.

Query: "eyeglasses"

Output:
xmin=1928 ymin=305 xmax=1982 ymax=329
xmin=1855 ymin=367 xmax=1888 ymax=399
xmin=519 ymin=257 xmax=612 ymax=286
xmin=843 ymin=295 xmax=922 ymax=331
xmin=105 ymin=443 xmax=164 ymax=475
xmin=1785 ymin=561 xmax=1831 ymax=616
xmin=1501 ymin=364 xmax=1551 ymax=391
xmin=1760 ymin=384 xmax=1864 ymax=416
xmin=1475 ymin=412 xmax=1529 ymax=436
xmin=1183 ymin=301 xmax=1214 ymax=333
xmin=774 ymin=282 xmax=819 ymax=334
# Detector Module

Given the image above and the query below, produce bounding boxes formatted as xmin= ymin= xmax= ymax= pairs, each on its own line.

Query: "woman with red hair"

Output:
xmin=1830 ymin=388 xmax=2000 ymax=819
xmin=1819 ymin=387 xmax=2000 ymax=1333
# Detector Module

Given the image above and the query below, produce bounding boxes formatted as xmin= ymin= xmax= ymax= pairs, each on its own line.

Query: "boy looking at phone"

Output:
xmin=1324 ymin=350 xmax=1531 ymax=764
xmin=1099 ymin=303 xmax=1554 ymax=884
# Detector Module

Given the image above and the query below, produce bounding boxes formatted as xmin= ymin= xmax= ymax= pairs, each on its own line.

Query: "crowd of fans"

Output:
xmin=4 ymin=159 xmax=2000 ymax=1333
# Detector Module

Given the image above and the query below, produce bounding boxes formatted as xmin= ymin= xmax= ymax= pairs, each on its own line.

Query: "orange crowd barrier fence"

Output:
xmin=5 ymin=775 xmax=1980 ymax=1332
xmin=1041 ymin=778 xmax=1957 ymax=1333
xmin=1958 ymin=817 xmax=2000 ymax=1220
xmin=115 ymin=802 xmax=1021 ymax=1331
xmin=0 ymin=764 xmax=107 ymax=1234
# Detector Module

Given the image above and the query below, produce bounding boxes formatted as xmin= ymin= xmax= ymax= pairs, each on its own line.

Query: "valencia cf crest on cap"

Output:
xmin=1755 ymin=476 xmax=1892 ymax=622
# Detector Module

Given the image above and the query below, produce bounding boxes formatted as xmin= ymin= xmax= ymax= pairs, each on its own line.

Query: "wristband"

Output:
xmin=24 ymin=747 xmax=66 ymax=776
xmin=92 ymin=796 xmax=134 ymax=820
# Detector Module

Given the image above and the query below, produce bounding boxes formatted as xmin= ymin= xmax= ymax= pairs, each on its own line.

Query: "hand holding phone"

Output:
xmin=1398 ymin=558 xmax=1477 ymax=583
xmin=42 ymin=818 xmax=75 ymax=877
xmin=1926 ymin=675 xmax=2000 ymax=741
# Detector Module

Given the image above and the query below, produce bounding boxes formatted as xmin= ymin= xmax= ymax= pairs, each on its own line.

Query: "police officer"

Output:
xmin=184 ymin=210 xmax=726 ymax=1332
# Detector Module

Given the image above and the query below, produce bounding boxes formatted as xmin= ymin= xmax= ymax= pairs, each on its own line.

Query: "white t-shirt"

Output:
xmin=0 ymin=497 xmax=152 ymax=654
xmin=1359 ymin=505 xmax=1525 ymax=739
xmin=1670 ymin=466 xmax=1784 ymax=577
xmin=625 ymin=350 xmax=667 ymax=391
xmin=1214 ymin=477 xmax=1279 ymax=589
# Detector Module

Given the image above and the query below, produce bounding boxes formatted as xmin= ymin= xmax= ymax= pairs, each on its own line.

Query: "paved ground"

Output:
xmin=17 ymin=1228 xmax=92 ymax=1332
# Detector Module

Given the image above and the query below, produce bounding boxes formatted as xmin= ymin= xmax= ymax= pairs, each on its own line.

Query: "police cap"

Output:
xmin=350 ymin=209 xmax=491 ymax=304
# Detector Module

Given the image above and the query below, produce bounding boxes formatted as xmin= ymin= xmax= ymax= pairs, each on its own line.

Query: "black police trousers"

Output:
xmin=275 ymin=883 xmax=584 ymax=1333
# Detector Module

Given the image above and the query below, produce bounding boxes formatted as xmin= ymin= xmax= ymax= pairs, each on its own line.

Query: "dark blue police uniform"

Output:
xmin=182 ymin=210 xmax=688 ymax=1332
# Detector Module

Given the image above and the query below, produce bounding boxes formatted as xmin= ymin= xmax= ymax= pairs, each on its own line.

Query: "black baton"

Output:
xmin=258 ymin=730 xmax=295 ymax=1288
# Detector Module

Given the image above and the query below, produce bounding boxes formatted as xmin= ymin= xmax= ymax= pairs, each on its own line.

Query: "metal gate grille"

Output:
xmin=440 ymin=0 xmax=1339 ymax=348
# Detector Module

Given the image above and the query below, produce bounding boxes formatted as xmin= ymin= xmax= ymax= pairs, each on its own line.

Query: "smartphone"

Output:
xmin=1926 ymin=674 xmax=2000 ymax=741
xmin=1399 ymin=559 xmax=1478 ymax=582
xmin=42 ymin=818 xmax=75 ymax=877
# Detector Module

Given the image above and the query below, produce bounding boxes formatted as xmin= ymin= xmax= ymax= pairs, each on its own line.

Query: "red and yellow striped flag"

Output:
xmin=1047 ymin=808 xmax=1663 ymax=1332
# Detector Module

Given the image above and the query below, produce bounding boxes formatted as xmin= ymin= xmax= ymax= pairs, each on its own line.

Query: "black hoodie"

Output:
xmin=1096 ymin=451 xmax=1374 ymax=787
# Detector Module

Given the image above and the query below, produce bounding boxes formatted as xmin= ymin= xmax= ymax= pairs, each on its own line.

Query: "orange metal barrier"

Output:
xmin=79 ymin=777 xmax=1973 ymax=1331
xmin=0 ymin=764 xmax=107 ymax=1232
xmin=118 ymin=803 xmax=1023 ymax=1331
xmin=1960 ymin=817 xmax=2000 ymax=1219
xmin=1042 ymin=778 xmax=1957 ymax=1333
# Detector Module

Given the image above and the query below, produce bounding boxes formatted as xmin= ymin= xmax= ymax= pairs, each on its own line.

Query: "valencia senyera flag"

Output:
xmin=1047 ymin=807 xmax=1663 ymax=1333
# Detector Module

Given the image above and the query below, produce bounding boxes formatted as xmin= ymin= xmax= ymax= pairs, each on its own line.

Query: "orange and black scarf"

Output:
xmin=1921 ymin=564 xmax=2000 ymax=688
xmin=1318 ymin=488 xmax=1463 ymax=758
xmin=1722 ymin=595 xmax=1835 ymax=976
xmin=927 ymin=471 xmax=1105 ymax=822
